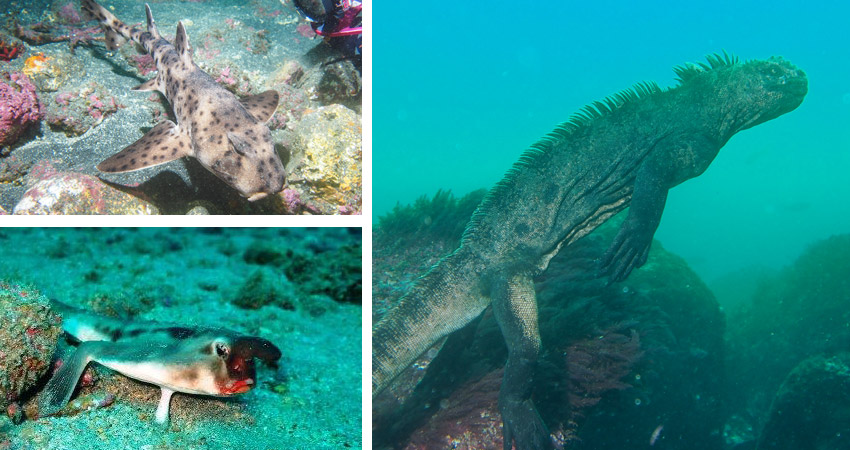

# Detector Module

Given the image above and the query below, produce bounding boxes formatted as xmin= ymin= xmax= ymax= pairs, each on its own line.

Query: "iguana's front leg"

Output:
xmin=599 ymin=156 xmax=669 ymax=283
xmin=493 ymin=272 xmax=553 ymax=450
xmin=600 ymin=137 xmax=721 ymax=283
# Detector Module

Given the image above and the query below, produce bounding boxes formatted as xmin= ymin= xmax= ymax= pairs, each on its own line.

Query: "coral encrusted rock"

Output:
xmin=0 ymin=282 xmax=62 ymax=407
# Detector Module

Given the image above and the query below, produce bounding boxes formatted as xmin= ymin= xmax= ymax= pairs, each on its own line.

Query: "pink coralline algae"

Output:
xmin=57 ymin=3 xmax=82 ymax=24
xmin=0 ymin=72 xmax=44 ymax=147
xmin=282 ymin=188 xmax=302 ymax=212
xmin=296 ymin=24 xmax=316 ymax=38
xmin=215 ymin=66 xmax=237 ymax=85
xmin=129 ymin=54 xmax=156 ymax=76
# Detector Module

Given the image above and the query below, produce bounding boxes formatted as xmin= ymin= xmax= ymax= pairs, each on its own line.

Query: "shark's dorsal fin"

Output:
xmin=97 ymin=120 xmax=192 ymax=172
xmin=239 ymin=90 xmax=280 ymax=123
xmin=132 ymin=75 xmax=164 ymax=93
xmin=144 ymin=4 xmax=161 ymax=39
xmin=174 ymin=22 xmax=193 ymax=68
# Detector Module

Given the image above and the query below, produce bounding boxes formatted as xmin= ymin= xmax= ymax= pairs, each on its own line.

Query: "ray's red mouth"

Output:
xmin=221 ymin=378 xmax=254 ymax=394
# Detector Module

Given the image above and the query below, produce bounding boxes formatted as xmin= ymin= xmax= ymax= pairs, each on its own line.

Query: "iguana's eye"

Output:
xmin=215 ymin=342 xmax=230 ymax=358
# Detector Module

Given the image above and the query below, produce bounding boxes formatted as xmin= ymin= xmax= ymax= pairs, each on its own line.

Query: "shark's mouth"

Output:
xmin=221 ymin=378 xmax=254 ymax=394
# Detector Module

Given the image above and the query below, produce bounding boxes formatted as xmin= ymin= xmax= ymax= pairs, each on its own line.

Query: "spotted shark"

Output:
xmin=81 ymin=0 xmax=285 ymax=201
xmin=39 ymin=301 xmax=282 ymax=424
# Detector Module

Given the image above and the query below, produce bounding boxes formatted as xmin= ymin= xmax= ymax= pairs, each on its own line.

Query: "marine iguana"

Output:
xmin=373 ymin=53 xmax=807 ymax=449
xmin=81 ymin=0 xmax=285 ymax=201
xmin=39 ymin=301 xmax=281 ymax=424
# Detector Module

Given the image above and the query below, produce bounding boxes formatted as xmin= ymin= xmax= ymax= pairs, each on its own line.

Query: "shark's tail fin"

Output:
xmin=372 ymin=247 xmax=491 ymax=397
xmin=80 ymin=0 xmax=132 ymax=50
xmin=37 ymin=342 xmax=100 ymax=417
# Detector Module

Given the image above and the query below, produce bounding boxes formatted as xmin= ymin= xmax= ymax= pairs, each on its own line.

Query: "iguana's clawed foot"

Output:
xmin=500 ymin=397 xmax=555 ymax=450
xmin=598 ymin=219 xmax=652 ymax=284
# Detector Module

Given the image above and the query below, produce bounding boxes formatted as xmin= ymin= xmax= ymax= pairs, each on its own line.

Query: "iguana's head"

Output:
xmin=708 ymin=56 xmax=807 ymax=139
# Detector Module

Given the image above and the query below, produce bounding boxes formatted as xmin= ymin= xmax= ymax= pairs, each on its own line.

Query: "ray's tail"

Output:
xmin=80 ymin=0 xmax=161 ymax=50
xmin=372 ymin=247 xmax=491 ymax=396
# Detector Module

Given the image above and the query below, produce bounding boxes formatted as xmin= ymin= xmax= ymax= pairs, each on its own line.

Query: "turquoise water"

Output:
xmin=374 ymin=0 xmax=850 ymax=283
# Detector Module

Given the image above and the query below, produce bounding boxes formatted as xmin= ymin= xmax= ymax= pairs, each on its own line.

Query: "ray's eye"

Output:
xmin=215 ymin=342 xmax=230 ymax=358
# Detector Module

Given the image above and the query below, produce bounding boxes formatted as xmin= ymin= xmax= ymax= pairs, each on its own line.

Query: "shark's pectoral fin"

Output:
xmin=175 ymin=22 xmax=193 ymax=67
xmin=155 ymin=387 xmax=175 ymax=424
xmin=97 ymin=120 xmax=192 ymax=173
xmin=239 ymin=90 xmax=280 ymax=123
xmin=38 ymin=342 xmax=101 ymax=417
xmin=132 ymin=75 xmax=164 ymax=93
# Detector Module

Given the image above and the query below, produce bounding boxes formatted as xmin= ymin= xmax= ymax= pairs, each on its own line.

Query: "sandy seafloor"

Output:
xmin=0 ymin=0 xmax=360 ymax=213
xmin=0 ymin=228 xmax=362 ymax=450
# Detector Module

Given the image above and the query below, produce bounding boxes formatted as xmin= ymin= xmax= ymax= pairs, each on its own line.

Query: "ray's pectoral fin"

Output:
xmin=239 ymin=90 xmax=280 ymax=123
xmin=38 ymin=342 xmax=104 ymax=417
xmin=97 ymin=120 xmax=192 ymax=173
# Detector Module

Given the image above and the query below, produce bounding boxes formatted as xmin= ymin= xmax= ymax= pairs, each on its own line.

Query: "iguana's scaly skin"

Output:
xmin=373 ymin=54 xmax=807 ymax=449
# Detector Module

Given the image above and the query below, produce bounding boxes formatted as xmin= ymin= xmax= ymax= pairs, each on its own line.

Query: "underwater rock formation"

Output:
xmin=0 ymin=282 xmax=62 ymax=408
xmin=239 ymin=237 xmax=362 ymax=307
xmin=756 ymin=352 xmax=850 ymax=450
xmin=13 ymin=171 xmax=158 ymax=215
xmin=233 ymin=267 xmax=294 ymax=310
xmin=373 ymin=191 xmax=725 ymax=450
xmin=287 ymin=104 xmax=362 ymax=213
xmin=45 ymin=85 xmax=121 ymax=136
xmin=725 ymin=233 xmax=850 ymax=446
xmin=0 ymin=72 xmax=43 ymax=148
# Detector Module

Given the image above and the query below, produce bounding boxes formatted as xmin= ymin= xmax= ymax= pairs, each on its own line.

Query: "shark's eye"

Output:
xmin=215 ymin=342 xmax=230 ymax=358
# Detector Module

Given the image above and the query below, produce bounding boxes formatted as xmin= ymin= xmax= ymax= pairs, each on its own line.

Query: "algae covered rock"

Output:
xmin=373 ymin=191 xmax=725 ymax=450
xmin=233 ymin=268 xmax=295 ymax=311
xmin=13 ymin=171 xmax=158 ymax=215
xmin=757 ymin=352 xmax=850 ymax=450
xmin=0 ymin=72 xmax=43 ymax=148
xmin=288 ymin=104 xmax=361 ymax=213
xmin=45 ymin=84 xmax=121 ymax=136
xmin=0 ymin=282 xmax=62 ymax=407
xmin=725 ymin=234 xmax=850 ymax=443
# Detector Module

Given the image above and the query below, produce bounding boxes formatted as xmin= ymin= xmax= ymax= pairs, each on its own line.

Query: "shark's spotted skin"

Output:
xmin=81 ymin=0 xmax=285 ymax=201
xmin=39 ymin=301 xmax=281 ymax=424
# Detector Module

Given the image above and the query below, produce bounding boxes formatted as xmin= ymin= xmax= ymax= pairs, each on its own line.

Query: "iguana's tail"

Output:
xmin=372 ymin=247 xmax=491 ymax=396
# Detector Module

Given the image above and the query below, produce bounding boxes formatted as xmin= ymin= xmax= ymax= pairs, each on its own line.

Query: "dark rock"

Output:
xmin=726 ymin=234 xmax=850 ymax=442
xmin=373 ymin=191 xmax=725 ymax=450
xmin=756 ymin=352 xmax=850 ymax=450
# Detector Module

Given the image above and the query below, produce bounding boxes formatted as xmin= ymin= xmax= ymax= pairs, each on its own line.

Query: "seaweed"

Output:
xmin=377 ymin=189 xmax=486 ymax=248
